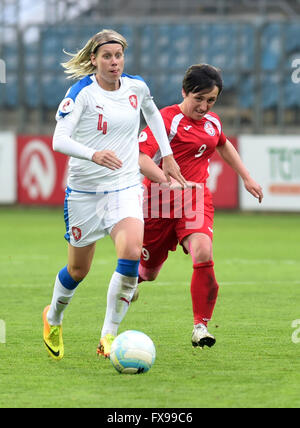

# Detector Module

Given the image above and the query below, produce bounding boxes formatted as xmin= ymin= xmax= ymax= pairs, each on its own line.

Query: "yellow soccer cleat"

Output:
xmin=96 ymin=333 xmax=115 ymax=358
xmin=43 ymin=305 xmax=64 ymax=361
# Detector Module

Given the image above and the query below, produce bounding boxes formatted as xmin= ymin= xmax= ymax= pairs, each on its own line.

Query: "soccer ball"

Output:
xmin=110 ymin=330 xmax=156 ymax=374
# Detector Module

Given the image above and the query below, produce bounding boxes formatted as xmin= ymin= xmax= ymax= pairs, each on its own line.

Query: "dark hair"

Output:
xmin=182 ymin=64 xmax=223 ymax=95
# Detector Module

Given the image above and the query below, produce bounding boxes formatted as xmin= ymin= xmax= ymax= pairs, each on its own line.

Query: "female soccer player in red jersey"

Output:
xmin=137 ymin=64 xmax=263 ymax=349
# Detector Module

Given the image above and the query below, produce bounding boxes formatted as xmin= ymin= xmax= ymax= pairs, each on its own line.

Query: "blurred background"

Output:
xmin=1 ymin=0 xmax=300 ymax=134
xmin=0 ymin=0 xmax=300 ymax=210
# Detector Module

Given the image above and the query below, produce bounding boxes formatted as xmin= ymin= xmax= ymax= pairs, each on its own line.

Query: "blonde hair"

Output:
xmin=61 ymin=29 xmax=128 ymax=80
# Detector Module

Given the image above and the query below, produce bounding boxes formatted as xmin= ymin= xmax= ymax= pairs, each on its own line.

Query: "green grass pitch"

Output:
xmin=1 ymin=207 xmax=300 ymax=408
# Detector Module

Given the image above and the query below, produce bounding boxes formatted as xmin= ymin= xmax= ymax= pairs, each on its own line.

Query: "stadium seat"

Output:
xmin=261 ymin=23 xmax=281 ymax=71
xmin=156 ymin=73 xmax=182 ymax=107
xmin=24 ymin=42 xmax=39 ymax=73
xmin=285 ymin=23 xmax=300 ymax=53
xmin=238 ymin=75 xmax=255 ymax=109
xmin=24 ymin=74 xmax=40 ymax=108
xmin=284 ymin=77 xmax=300 ymax=108
xmin=222 ymin=72 xmax=238 ymax=90
xmin=2 ymin=44 xmax=18 ymax=71
xmin=261 ymin=72 xmax=280 ymax=109
xmin=41 ymin=73 xmax=69 ymax=109
xmin=4 ymin=72 xmax=18 ymax=107
xmin=238 ymin=25 xmax=255 ymax=71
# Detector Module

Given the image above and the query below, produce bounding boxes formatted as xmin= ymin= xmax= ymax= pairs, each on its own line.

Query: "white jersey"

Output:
xmin=55 ymin=73 xmax=168 ymax=192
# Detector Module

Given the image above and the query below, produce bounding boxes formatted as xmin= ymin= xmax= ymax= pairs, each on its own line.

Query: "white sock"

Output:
xmin=101 ymin=271 xmax=137 ymax=337
xmin=47 ymin=275 xmax=76 ymax=326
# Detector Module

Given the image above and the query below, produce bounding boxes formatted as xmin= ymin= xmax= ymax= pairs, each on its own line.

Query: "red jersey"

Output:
xmin=139 ymin=104 xmax=226 ymax=218
xmin=139 ymin=104 xmax=227 ymax=219
xmin=139 ymin=104 xmax=227 ymax=185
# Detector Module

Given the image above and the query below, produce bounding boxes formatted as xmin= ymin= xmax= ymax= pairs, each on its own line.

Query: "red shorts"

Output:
xmin=140 ymin=204 xmax=214 ymax=269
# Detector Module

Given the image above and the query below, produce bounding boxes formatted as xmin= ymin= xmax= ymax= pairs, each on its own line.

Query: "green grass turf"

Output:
xmin=1 ymin=207 xmax=300 ymax=408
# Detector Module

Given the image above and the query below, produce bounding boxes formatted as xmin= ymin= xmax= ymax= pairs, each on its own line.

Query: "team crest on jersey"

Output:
xmin=72 ymin=227 xmax=82 ymax=241
xmin=138 ymin=131 xmax=148 ymax=143
xmin=59 ymin=97 xmax=74 ymax=114
xmin=204 ymin=121 xmax=216 ymax=136
xmin=129 ymin=95 xmax=138 ymax=109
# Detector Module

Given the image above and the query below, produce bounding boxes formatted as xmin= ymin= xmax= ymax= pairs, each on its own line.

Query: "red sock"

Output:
xmin=190 ymin=261 xmax=219 ymax=326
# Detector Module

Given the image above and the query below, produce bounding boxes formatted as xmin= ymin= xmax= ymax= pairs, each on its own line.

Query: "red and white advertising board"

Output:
xmin=15 ymin=135 xmax=239 ymax=208
xmin=0 ymin=132 xmax=17 ymax=204
xmin=17 ymin=136 xmax=68 ymax=205
xmin=207 ymin=137 xmax=239 ymax=209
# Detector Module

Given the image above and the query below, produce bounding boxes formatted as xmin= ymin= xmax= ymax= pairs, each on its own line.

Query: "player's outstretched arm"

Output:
xmin=142 ymin=100 xmax=187 ymax=188
xmin=217 ymin=139 xmax=263 ymax=203
xmin=139 ymin=152 xmax=168 ymax=183
xmin=139 ymin=152 xmax=200 ymax=189
xmin=161 ymin=154 xmax=187 ymax=188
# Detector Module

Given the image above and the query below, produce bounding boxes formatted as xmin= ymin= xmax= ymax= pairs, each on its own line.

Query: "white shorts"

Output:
xmin=64 ymin=184 xmax=144 ymax=247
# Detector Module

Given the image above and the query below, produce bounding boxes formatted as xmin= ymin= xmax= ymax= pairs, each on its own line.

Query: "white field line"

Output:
xmin=222 ymin=259 xmax=299 ymax=265
xmin=155 ymin=280 xmax=300 ymax=286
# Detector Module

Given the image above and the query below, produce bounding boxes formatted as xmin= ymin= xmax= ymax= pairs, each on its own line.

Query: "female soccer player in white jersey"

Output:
xmin=42 ymin=29 xmax=186 ymax=361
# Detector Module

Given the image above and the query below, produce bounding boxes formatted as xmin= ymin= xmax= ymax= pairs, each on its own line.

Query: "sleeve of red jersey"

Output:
xmin=218 ymin=131 xmax=227 ymax=146
xmin=138 ymin=126 xmax=159 ymax=158
xmin=139 ymin=109 xmax=170 ymax=158
xmin=214 ymin=112 xmax=227 ymax=146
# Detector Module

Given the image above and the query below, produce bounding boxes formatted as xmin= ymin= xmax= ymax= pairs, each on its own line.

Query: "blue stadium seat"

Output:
xmin=261 ymin=23 xmax=282 ymax=71
xmin=222 ymin=72 xmax=238 ymax=90
xmin=24 ymin=42 xmax=39 ymax=72
xmin=171 ymin=24 xmax=194 ymax=69
xmin=156 ymin=73 xmax=182 ymax=107
xmin=24 ymin=74 xmax=40 ymax=108
xmin=194 ymin=23 xmax=211 ymax=64
xmin=261 ymin=73 xmax=279 ymax=108
xmin=238 ymin=24 xmax=255 ymax=71
xmin=2 ymin=44 xmax=18 ymax=71
xmin=4 ymin=72 xmax=18 ymax=107
xmin=285 ymin=23 xmax=300 ymax=53
xmin=40 ymin=30 xmax=62 ymax=72
xmin=42 ymin=73 xmax=69 ymax=109
xmin=284 ymin=77 xmax=300 ymax=108
xmin=238 ymin=75 xmax=255 ymax=109
xmin=197 ymin=24 xmax=236 ymax=69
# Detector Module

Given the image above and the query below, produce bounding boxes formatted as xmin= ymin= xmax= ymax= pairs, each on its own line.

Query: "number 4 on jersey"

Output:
xmin=98 ymin=114 xmax=108 ymax=135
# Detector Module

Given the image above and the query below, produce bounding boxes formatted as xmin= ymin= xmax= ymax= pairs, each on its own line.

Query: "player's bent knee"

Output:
xmin=194 ymin=251 xmax=211 ymax=264
xmin=67 ymin=265 xmax=89 ymax=283
xmin=145 ymin=268 xmax=160 ymax=281
xmin=120 ymin=246 xmax=142 ymax=262
xmin=145 ymin=273 xmax=158 ymax=281
xmin=191 ymin=243 xmax=212 ymax=264
xmin=139 ymin=265 xmax=160 ymax=282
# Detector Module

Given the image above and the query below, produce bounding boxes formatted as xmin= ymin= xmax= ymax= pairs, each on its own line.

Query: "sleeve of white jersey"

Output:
xmin=140 ymin=84 xmax=173 ymax=158
xmin=53 ymin=92 xmax=96 ymax=161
